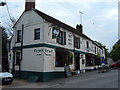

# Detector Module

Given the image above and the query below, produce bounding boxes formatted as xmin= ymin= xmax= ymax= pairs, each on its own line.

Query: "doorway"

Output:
xmin=74 ymin=53 xmax=80 ymax=70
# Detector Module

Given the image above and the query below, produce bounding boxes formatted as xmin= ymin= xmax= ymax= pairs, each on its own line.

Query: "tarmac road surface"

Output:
xmin=2 ymin=69 xmax=119 ymax=88
xmin=52 ymin=69 xmax=118 ymax=88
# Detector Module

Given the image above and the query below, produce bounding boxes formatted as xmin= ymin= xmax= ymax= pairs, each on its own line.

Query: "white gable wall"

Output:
xmin=21 ymin=48 xmax=44 ymax=72
xmin=14 ymin=10 xmax=45 ymax=46
xmin=10 ymin=10 xmax=46 ymax=72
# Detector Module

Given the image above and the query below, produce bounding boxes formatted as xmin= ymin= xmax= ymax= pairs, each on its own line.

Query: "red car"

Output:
xmin=111 ymin=60 xmax=120 ymax=69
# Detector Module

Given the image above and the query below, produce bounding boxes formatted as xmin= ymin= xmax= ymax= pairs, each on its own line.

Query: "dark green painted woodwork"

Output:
xmin=14 ymin=71 xmax=65 ymax=82
xmin=12 ymin=43 xmax=87 ymax=54
xmin=12 ymin=43 xmax=97 ymax=82
xmin=43 ymin=72 xmax=65 ymax=81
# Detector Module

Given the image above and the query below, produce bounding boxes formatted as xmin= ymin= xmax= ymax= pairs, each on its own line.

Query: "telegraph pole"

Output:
xmin=79 ymin=11 xmax=83 ymax=24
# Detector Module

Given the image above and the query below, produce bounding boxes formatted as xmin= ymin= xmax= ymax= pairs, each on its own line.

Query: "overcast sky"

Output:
xmin=0 ymin=0 xmax=119 ymax=51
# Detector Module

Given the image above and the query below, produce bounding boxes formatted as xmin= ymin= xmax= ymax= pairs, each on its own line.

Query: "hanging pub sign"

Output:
xmin=52 ymin=26 xmax=60 ymax=39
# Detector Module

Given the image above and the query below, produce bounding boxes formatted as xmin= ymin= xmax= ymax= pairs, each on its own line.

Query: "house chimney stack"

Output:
xmin=25 ymin=0 xmax=35 ymax=11
xmin=76 ymin=24 xmax=83 ymax=34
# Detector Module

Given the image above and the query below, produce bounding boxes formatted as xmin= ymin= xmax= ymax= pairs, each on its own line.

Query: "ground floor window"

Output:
xmin=86 ymin=54 xmax=94 ymax=66
xmin=94 ymin=55 xmax=101 ymax=65
xmin=55 ymin=51 xmax=64 ymax=67
xmin=55 ymin=48 xmax=70 ymax=67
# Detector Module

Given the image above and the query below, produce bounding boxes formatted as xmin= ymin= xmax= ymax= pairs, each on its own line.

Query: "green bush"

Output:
xmin=111 ymin=44 xmax=120 ymax=62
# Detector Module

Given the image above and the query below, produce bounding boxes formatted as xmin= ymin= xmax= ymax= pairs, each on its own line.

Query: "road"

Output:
xmin=2 ymin=69 xmax=118 ymax=88
xmin=52 ymin=69 xmax=118 ymax=88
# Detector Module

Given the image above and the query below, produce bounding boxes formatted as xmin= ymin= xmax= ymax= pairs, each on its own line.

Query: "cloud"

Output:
xmin=105 ymin=8 xmax=118 ymax=19
xmin=40 ymin=0 xmax=118 ymax=3
xmin=81 ymin=2 xmax=118 ymax=48
xmin=5 ymin=0 xmax=119 ymax=3
xmin=1 ymin=1 xmax=118 ymax=49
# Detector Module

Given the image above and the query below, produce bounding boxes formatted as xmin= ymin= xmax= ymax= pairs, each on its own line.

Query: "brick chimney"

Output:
xmin=25 ymin=0 xmax=35 ymax=11
xmin=76 ymin=24 xmax=83 ymax=34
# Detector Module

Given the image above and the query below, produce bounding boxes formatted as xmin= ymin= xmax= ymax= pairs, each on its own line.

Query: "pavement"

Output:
xmin=1 ymin=69 xmax=119 ymax=88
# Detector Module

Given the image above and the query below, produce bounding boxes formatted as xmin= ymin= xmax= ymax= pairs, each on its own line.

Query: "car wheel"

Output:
xmin=2 ymin=79 xmax=13 ymax=85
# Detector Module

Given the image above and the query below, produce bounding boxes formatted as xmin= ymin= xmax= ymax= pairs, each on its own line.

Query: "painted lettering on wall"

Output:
xmin=34 ymin=49 xmax=53 ymax=56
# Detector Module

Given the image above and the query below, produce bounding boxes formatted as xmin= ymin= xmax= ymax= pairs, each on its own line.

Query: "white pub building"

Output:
xmin=8 ymin=0 xmax=106 ymax=82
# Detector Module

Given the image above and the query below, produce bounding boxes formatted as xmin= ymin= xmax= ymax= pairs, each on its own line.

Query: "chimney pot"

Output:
xmin=76 ymin=24 xmax=83 ymax=34
xmin=25 ymin=0 xmax=35 ymax=11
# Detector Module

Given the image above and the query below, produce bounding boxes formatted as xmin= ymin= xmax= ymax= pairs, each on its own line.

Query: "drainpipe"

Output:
xmin=19 ymin=24 xmax=24 ymax=77
xmin=12 ymin=50 xmax=15 ymax=74
xmin=73 ymin=34 xmax=76 ymax=70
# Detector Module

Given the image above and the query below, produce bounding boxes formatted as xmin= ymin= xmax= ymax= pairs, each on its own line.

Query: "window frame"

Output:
xmin=34 ymin=28 xmax=40 ymax=40
xmin=57 ymin=30 xmax=66 ymax=45
xmin=95 ymin=46 xmax=96 ymax=54
xmin=55 ymin=50 xmax=65 ymax=67
xmin=74 ymin=36 xmax=80 ymax=49
xmin=16 ymin=30 xmax=21 ymax=43
xmin=86 ymin=41 xmax=89 ymax=48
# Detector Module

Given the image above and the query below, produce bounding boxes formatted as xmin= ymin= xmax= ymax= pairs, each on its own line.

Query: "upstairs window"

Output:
xmin=86 ymin=41 xmax=89 ymax=48
xmin=34 ymin=28 xmax=40 ymax=40
xmin=17 ymin=30 xmax=21 ymax=43
xmin=99 ymin=49 xmax=101 ymax=54
xmin=57 ymin=31 xmax=66 ymax=45
xmin=74 ymin=36 xmax=80 ymax=49
xmin=95 ymin=46 xmax=96 ymax=54
xmin=102 ymin=49 xmax=103 ymax=54
xmin=97 ymin=48 xmax=99 ymax=54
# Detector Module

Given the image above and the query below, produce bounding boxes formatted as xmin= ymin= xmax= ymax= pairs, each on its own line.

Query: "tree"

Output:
xmin=4 ymin=17 xmax=17 ymax=38
xmin=110 ymin=44 xmax=120 ymax=62
xmin=2 ymin=26 xmax=9 ymax=71
xmin=110 ymin=39 xmax=120 ymax=62
xmin=112 ymin=39 xmax=120 ymax=50
xmin=2 ymin=17 xmax=17 ymax=71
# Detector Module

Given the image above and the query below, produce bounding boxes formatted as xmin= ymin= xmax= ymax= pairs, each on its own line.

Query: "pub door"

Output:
xmin=74 ymin=53 xmax=80 ymax=70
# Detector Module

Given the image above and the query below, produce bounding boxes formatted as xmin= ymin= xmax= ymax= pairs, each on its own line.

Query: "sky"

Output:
xmin=0 ymin=0 xmax=119 ymax=51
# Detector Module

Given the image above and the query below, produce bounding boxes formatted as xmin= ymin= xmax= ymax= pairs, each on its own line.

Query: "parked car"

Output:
xmin=0 ymin=66 xmax=13 ymax=85
xmin=110 ymin=60 xmax=120 ymax=69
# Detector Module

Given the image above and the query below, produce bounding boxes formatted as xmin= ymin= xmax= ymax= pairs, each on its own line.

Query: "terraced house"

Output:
xmin=8 ymin=0 xmax=105 ymax=82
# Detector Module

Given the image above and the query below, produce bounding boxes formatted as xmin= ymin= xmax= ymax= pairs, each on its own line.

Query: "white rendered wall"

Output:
xmin=21 ymin=47 xmax=44 ymax=72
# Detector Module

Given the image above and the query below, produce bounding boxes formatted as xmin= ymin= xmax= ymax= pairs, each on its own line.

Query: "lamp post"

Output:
xmin=0 ymin=2 xmax=6 ymax=6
